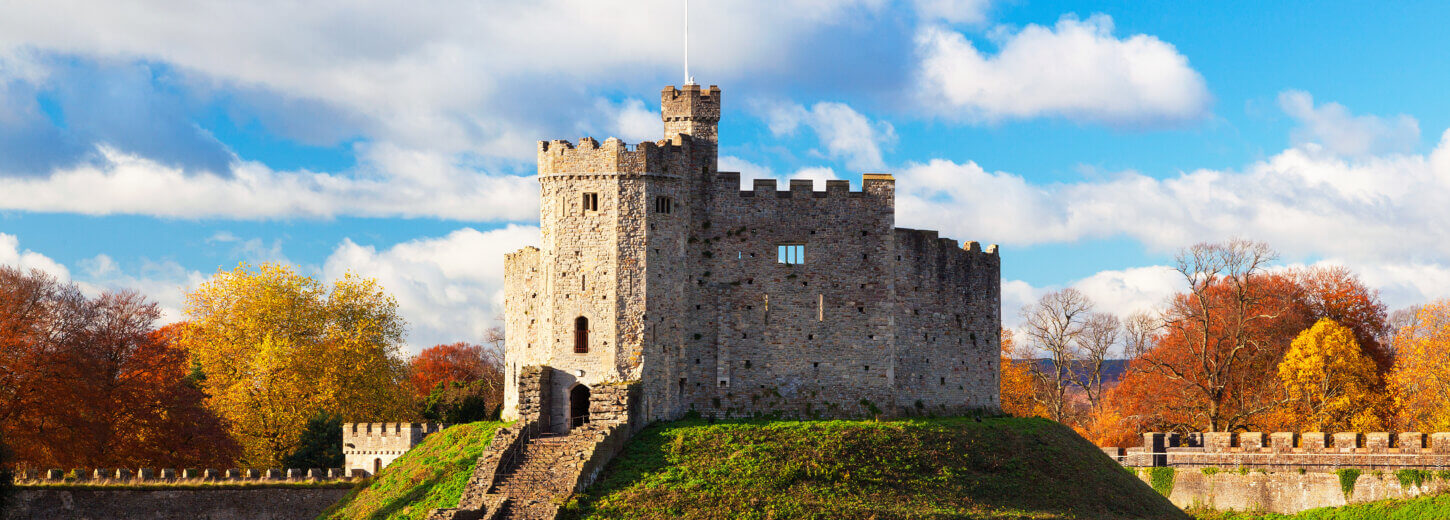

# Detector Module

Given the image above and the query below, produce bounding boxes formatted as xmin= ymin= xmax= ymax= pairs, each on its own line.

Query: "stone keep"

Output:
xmin=501 ymin=83 xmax=1001 ymax=431
xmin=342 ymin=423 xmax=446 ymax=475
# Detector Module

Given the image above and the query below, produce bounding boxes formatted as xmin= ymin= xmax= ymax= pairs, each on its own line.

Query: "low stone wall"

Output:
xmin=1137 ymin=468 xmax=1450 ymax=514
xmin=12 ymin=467 xmax=364 ymax=484
xmin=1110 ymin=431 xmax=1450 ymax=470
xmin=3 ymin=487 xmax=350 ymax=520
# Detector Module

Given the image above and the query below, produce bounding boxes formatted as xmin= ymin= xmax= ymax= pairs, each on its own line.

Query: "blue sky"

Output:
xmin=2 ymin=0 xmax=1449 ymax=352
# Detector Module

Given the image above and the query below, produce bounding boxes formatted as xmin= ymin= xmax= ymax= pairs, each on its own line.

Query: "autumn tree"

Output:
xmin=1293 ymin=266 xmax=1391 ymax=375
xmin=998 ymin=329 xmax=1039 ymax=417
xmin=1020 ymin=289 xmax=1093 ymax=423
xmin=181 ymin=263 xmax=414 ymax=467
xmin=1077 ymin=312 xmax=1120 ymax=414
xmin=1278 ymin=319 xmax=1384 ymax=431
xmin=409 ymin=337 xmax=503 ymax=400
xmin=1131 ymin=239 xmax=1290 ymax=431
xmin=0 ymin=267 xmax=236 ymax=468
xmin=1389 ymin=301 xmax=1450 ymax=431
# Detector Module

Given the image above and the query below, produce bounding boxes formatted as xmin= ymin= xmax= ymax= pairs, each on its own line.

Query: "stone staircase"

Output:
xmin=426 ymin=377 xmax=639 ymax=520
xmin=489 ymin=434 xmax=578 ymax=520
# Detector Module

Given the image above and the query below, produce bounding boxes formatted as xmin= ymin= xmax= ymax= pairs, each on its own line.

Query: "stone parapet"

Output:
xmin=11 ymin=467 xmax=361 ymax=485
xmin=1111 ymin=431 xmax=1450 ymax=470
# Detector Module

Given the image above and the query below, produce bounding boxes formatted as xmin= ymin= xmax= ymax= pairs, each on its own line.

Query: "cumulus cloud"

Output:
xmin=759 ymin=101 xmax=896 ymax=171
xmin=0 ymin=232 xmax=70 ymax=278
xmin=0 ymin=145 xmax=538 ymax=220
xmin=594 ymin=98 xmax=661 ymax=144
xmin=915 ymin=14 xmax=1210 ymax=125
xmin=895 ymin=127 xmax=1450 ymax=266
xmin=1279 ymin=90 xmax=1420 ymax=157
xmin=323 ymin=225 xmax=539 ymax=353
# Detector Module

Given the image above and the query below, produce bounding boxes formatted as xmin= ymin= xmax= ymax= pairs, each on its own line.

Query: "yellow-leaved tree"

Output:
xmin=1390 ymin=301 xmax=1450 ymax=431
xmin=181 ymin=263 xmax=415 ymax=467
xmin=1277 ymin=318 xmax=1384 ymax=431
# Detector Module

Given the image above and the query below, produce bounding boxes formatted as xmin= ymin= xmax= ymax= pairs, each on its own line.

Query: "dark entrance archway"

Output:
xmin=570 ymin=384 xmax=591 ymax=429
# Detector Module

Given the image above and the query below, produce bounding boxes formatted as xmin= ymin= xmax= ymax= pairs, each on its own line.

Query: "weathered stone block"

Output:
xmin=93 ymin=468 xmax=112 ymax=480
xmin=287 ymin=468 xmax=304 ymax=480
xmin=243 ymin=469 xmax=261 ymax=479
xmin=1365 ymin=433 xmax=1391 ymax=453
xmin=1398 ymin=432 xmax=1425 ymax=452
xmin=1333 ymin=433 xmax=1361 ymax=453
xmin=1241 ymin=432 xmax=1267 ymax=451
xmin=203 ymin=469 xmax=222 ymax=480
xmin=264 ymin=469 xmax=283 ymax=480
xmin=1270 ymin=432 xmax=1297 ymax=453
xmin=181 ymin=468 xmax=201 ymax=480
xmin=137 ymin=468 xmax=154 ymax=481
xmin=160 ymin=469 xmax=177 ymax=480
xmin=1429 ymin=432 xmax=1450 ymax=453
xmin=45 ymin=469 xmax=64 ymax=480
xmin=1204 ymin=432 xmax=1235 ymax=451
xmin=1301 ymin=433 xmax=1330 ymax=452
xmin=328 ymin=468 xmax=345 ymax=479
xmin=225 ymin=469 xmax=242 ymax=480
xmin=307 ymin=468 xmax=324 ymax=480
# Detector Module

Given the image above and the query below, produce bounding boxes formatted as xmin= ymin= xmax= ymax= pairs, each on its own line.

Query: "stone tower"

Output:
xmin=503 ymin=83 xmax=1001 ymax=432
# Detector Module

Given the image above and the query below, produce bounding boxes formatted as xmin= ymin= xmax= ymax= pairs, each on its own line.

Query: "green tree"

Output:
xmin=282 ymin=413 xmax=344 ymax=469
xmin=181 ymin=263 xmax=416 ymax=467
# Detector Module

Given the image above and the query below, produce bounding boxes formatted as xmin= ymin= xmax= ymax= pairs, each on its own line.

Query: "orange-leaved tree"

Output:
xmin=998 ymin=329 xmax=1039 ymax=417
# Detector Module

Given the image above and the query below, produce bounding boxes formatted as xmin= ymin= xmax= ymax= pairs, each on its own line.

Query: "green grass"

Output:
xmin=1193 ymin=494 xmax=1450 ymax=519
xmin=315 ymin=421 xmax=505 ymax=520
xmin=559 ymin=416 xmax=1187 ymax=520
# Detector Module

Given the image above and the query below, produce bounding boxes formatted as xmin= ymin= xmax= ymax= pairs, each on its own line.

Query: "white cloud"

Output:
xmin=0 ymin=232 xmax=69 ymax=278
xmin=0 ymin=0 xmax=892 ymax=160
xmin=0 ymin=145 xmax=538 ymax=220
xmin=323 ymin=225 xmax=539 ymax=353
xmin=1069 ymin=265 xmax=1182 ymax=318
xmin=595 ymin=98 xmax=661 ymax=144
xmin=915 ymin=14 xmax=1210 ymax=125
xmin=760 ymin=101 xmax=896 ymax=171
xmin=1279 ymin=90 xmax=1420 ymax=157
xmin=913 ymin=0 xmax=992 ymax=24
xmin=896 ymin=126 xmax=1450 ymax=266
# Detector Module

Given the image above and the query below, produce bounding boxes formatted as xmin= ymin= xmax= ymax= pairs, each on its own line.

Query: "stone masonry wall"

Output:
xmin=1137 ymin=468 xmax=1450 ymax=514
xmin=3 ymin=488 xmax=349 ymax=520
xmin=1114 ymin=431 xmax=1450 ymax=470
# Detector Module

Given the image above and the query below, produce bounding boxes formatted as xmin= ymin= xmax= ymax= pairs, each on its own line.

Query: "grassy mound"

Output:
xmin=1194 ymin=494 xmax=1450 ymax=519
xmin=316 ymin=421 xmax=505 ymax=520
xmin=561 ymin=416 xmax=1185 ymax=520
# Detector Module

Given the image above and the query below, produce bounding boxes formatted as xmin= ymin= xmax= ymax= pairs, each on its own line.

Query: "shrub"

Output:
xmin=1149 ymin=467 xmax=1176 ymax=497
xmin=1396 ymin=469 xmax=1431 ymax=490
xmin=1337 ymin=468 xmax=1361 ymax=499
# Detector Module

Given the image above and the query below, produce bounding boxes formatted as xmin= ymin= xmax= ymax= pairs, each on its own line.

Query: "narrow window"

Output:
xmin=654 ymin=196 xmax=672 ymax=214
xmin=574 ymin=316 xmax=590 ymax=353
xmin=777 ymin=244 xmax=805 ymax=265
xmin=582 ymin=192 xmax=599 ymax=211
xmin=818 ymin=294 xmax=823 ymax=321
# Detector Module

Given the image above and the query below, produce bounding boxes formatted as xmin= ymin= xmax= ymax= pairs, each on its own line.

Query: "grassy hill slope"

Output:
xmin=316 ymin=421 xmax=505 ymax=520
xmin=561 ymin=416 xmax=1185 ymax=520
xmin=1194 ymin=494 xmax=1450 ymax=519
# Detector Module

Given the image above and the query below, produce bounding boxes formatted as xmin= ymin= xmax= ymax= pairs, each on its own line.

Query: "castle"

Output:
xmin=342 ymin=422 xmax=446 ymax=475
xmin=499 ymin=83 xmax=1001 ymax=432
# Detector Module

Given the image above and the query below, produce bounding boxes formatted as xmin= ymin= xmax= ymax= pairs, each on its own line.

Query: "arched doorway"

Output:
xmin=570 ymin=384 xmax=591 ymax=429
xmin=373 ymin=458 xmax=382 ymax=475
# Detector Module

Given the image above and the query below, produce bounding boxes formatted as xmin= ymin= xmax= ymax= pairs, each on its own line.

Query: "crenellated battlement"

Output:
xmin=537 ymin=135 xmax=703 ymax=176
xmin=1111 ymin=431 xmax=1450 ymax=470
xmin=713 ymin=173 xmax=897 ymax=201
xmin=896 ymin=228 xmax=1000 ymax=261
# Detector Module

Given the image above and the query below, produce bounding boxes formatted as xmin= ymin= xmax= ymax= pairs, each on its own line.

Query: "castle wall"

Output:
xmin=686 ymin=174 xmax=900 ymax=417
xmin=502 ymin=247 xmax=542 ymax=422
xmin=4 ymin=488 xmax=349 ymax=520
xmin=891 ymin=229 xmax=1001 ymax=414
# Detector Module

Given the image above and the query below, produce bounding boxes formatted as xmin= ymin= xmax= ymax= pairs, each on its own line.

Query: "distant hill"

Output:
xmin=1027 ymin=358 xmax=1133 ymax=387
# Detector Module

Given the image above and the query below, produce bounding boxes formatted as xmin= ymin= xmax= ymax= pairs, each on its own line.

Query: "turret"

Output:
xmin=662 ymin=84 xmax=720 ymax=168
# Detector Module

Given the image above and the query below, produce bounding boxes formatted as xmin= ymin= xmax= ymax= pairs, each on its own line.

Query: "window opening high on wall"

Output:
xmin=778 ymin=244 xmax=805 ymax=265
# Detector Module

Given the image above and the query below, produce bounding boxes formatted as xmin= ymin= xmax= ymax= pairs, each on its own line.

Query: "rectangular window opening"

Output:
xmin=777 ymin=244 xmax=805 ymax=265
xmin=582 ymin=192 xmax=600 ymax=212
xmin=654 ymin=196 xmax=672 ymax=214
